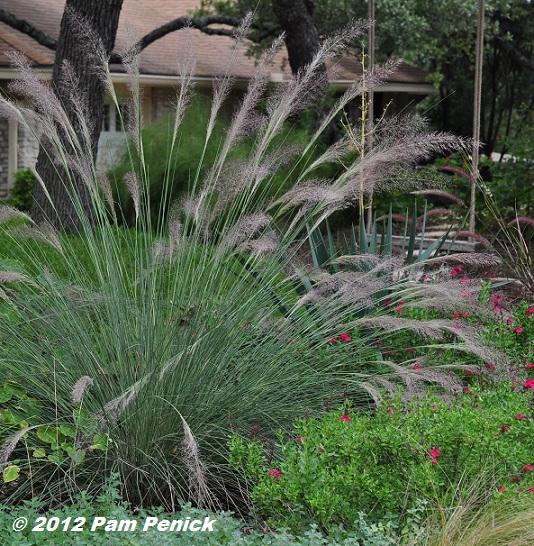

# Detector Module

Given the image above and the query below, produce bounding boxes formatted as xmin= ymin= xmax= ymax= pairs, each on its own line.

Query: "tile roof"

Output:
xmin=0 ymin=0 xmax=430 ymax=87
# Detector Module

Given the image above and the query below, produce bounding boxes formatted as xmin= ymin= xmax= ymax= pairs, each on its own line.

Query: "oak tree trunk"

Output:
xmin=271 ymin=0 xmax=327 ymax=95
xmin=31 ymin=0 xmax=123 ymax=231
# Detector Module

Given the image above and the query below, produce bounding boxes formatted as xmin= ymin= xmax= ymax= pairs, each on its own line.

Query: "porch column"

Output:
xmin=7 ymin=119 xmax=18 ymax=193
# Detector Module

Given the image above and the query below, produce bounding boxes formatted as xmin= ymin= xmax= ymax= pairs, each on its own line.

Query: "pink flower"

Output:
xmin=515 ymin=326 xmax=523 ymax=334
xmin=431 ymin=404 xmax=436 ymax=410
xmin=386 ymin=300 xmax=391 ymax=306
xmin=462 ymin=312 xmax=469 ymax=317
xmin=498 ymin=485 xmax=506 ymax=492
xmin=525 ymin=379 xmax=534 ymax=390
xmin=517 ymin=414 xmax=527 ymax=420
xmin=529 ymin=486 xmax=534 ymax=494
xmin=522 ymin=464 xmax=533 ymax=471
xmin=431 ymin=458 xmax=438 ymax=464
xmin=396 ymin=306 xmax=403 ymax=313
xmin=430 ymin=448 xmax=440 ymax=458
xmin=455 ymin=323 xmax=462 ymax=330
xmin=501 ymin=426 xmax=509 ymax=432
xmin=466 ymin=370 xmax=473 ymax=375
xmin=525 ymin=363 xmax=534 ymax=370
xmin=268 ymin=468 xmax=281 ymax=479
xmin=464 ymin=387 xmax=471 ymax=393
xmin=297 ymin=436 xmax=303 ymax=443
xmin=339 ymin=414 xmax=350 ymax=422
xmin=451 ymin=269 xmax=458 ymax=276
xmin=460 ymin=276 xmax=469 ymax=284
xmin=453 ymin=312 xmax=460 ymax=318
xmin=413 ymin=364 xmax=422 ymax=370
xmin=339 ymin=332 xmax=352 ymax=342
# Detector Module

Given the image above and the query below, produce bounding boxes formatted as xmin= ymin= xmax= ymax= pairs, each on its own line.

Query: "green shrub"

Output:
xmin=229 ymin=383 xmax=534 ymax=533
xmin=109 ymin=94 xmax=339 ymax=227
xmin=6 ymin=169 xmax=35 ymax=212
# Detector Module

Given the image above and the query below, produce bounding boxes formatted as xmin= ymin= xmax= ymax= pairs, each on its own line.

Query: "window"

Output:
xmin=102 ymin=102 xmax=129 ymax=133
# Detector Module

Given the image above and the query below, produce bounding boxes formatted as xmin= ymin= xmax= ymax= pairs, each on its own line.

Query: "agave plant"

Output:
xmin=0 ymin=18 xmax=505 ymax=511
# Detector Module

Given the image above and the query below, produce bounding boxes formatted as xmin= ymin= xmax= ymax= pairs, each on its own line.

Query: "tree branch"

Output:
xmin=0 ymin=8 xmax=58 ymax=50
xmin=0 ymin=9 xmax=277 ymax=66
xmin=494 ymin=36 xmax=534 ymax=72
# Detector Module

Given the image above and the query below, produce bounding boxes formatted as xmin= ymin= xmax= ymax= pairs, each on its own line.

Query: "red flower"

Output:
xmin=529 ymin=486 xmax=534 ymax=494
xmin=297 ymin=436 xmax=303 ymax=443
xmin=430 ymin=448 xmax=440 ymax=458
xmin=453 ymin=311 xmax=460 ymax=318
xmin=396 ymin=306 xmax=403 ymax=313
xmin=431 ymin=404 xmax=436 ymax=410
xmin=451 ymin=269 xmax=458 ymax=276
xmin=517 ymin=414 xmax=527 ymax=420
xmin=515 ymin=327 xmax=523 ymax=334
xmin=455 ymin=323 xmax=462 ymax=330
xmin=462 ymin=312 xmax=469 ymax=317
xmin=501 ymin=426 xmax=509 ymax=432
xmin=339 ymin=332 xmax=351 ymax=342
xmin=522 ymin=464 xmax=533 ymax=471
xmin=339 ymin=414 xmax=350 ymax=422
xmin=413 ymin=364 xmax=422 ymax=370
xmin=464 ymin=387 xmax=471 ymax=393
xmin=268 ymin=468 xmax=281 ymax=479
xmin=525 ymin=379 xmax=534 ymax=390
xmin=498 ymin=485 xmax=506 ymax=492
xmin=525 ymin=363 xmax=534 ymax=370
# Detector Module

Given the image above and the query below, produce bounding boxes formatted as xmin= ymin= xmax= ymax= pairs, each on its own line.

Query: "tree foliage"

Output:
xmin=204 ymin=0 xmax=534 ymax=152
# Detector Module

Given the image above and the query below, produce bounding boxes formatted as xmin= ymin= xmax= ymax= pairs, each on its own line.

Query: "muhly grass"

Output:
xmin=0 ymin=17 xmax=508 ymax=513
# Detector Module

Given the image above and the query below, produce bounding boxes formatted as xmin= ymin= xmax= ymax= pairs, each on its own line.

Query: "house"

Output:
xmin=0 ymin=0 xmax=436 ymax=199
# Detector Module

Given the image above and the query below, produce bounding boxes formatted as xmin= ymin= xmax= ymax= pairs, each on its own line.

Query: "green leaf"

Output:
xmin=59 ymin=425 xmax=76 ymax=438
xmin=61 ymin=442 xmax=74 ymax=455
xmin=3 ymin=381 xmax=26 ymax=399
xmin=33 ymin=448 xmax=46 ymax=458
xmin=37 ymin=426 xmax=59 ymax=444
xmin=48 ymin=451 xmax=65 ymax=464
xmin=70 ymin=449 xmax=86 ymax=464
xmin=3 ymin=465 xmax=20 ymax=483
xmin=91 ymin=432 xmax=112 ymax=450
xmin=0 ymin=388 xmax=12 ymax=404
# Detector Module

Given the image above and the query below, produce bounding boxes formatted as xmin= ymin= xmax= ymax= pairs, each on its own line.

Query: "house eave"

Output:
xmin=0 ymin=67 xmax=438 ymax=95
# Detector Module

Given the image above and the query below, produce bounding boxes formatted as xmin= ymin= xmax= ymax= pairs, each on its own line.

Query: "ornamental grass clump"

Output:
xmin=0 ymin=16 xmax=505 ymax=511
